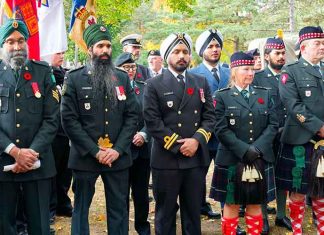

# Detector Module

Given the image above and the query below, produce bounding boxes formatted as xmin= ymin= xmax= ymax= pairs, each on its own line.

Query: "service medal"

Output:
xmin=116 ymin=86 xmax=127 ymax=101
xmin=199 ymin=88 xmax=205 ymax=103
xmin=31 ymin=82 xmax=41 ymax=99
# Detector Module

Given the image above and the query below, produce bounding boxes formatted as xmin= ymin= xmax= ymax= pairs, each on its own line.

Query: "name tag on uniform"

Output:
xmin=305 ymin=90 xmax=311 ymax=97
xmin=164 ymin=92 xmax=174 ymax=96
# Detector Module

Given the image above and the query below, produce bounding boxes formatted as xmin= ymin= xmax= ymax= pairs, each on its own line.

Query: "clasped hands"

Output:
xmin=9 ymin=147 xmax=39 ymax=173
xmin=96 ymin=147 xmax=119 ymax=167
xmin=177 ymin=138 xmax=199 ymax=157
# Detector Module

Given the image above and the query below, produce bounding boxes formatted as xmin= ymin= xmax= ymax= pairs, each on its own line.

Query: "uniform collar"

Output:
xmin=168 ymin=66 xmax=186 ymax=80
xmin=203 ymin=60 xmax=219 ymax=72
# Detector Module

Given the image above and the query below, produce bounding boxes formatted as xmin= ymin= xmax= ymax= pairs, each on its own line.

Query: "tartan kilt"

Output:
xmin=209 ymin=161 xmax=276 ymax=204
xmin=276 ymin=143 xmax=313 ymax=194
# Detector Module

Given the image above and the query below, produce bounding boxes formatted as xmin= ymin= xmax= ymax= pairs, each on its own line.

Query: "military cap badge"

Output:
xmin=100 ymin=26 xmax=106 ymax=32
xmin=12 ymin=20 xmax=18 ymax=29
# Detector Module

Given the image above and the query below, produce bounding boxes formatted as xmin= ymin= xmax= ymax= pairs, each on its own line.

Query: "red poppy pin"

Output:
xmin=281 ymin=74 xmax=288 ymax=84
xmin=137 ymin=73 xmax=142 ymax=78
xmin=134 ymin=87 xmax=140 ymax=95
xmin=187 ymin=87 xmax=194 ymax=95
xmin=24 ymin=72 xmax=32 ymax=81
xmin=213 ymin=99 xmax=217 ymax=107
xmin=258 ymin=98 xmax=265 ymax=104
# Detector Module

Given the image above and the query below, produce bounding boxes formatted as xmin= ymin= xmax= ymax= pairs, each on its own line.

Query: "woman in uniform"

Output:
xmin=209 ymin=51 xmax=278 ymax=235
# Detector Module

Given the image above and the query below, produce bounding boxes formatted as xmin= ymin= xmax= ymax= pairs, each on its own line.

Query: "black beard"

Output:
xmin=170 ymin=60 xmax=189 ymax=73
xmin=90 ymin=55 xmax=117 ymax=106
xmin=2 ymin=48 xmax=28 ymax=70
xmin=269 ymin=61 xmax=284 ymax=71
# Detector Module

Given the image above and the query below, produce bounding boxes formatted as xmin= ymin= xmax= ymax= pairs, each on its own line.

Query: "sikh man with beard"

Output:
xmin=144 ymin=32 xmax=216 ymax=235
xmin=252 ymin=37 xmax=292 ymax=234
xmin=190 ymin=28 xmax=229 ymax=220
xmin=0 ymin=19 xmax=59 ymax=235
xmin=61 ymin=24 xmax=138 ymax=235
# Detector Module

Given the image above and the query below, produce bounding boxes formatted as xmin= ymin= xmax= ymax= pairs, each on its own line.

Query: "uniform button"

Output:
xmin=105 ymin=96 xmax=108 ymax=99
xmin=194 ymin=110 xmax=198 ymax=114
xmin=85 ymin=95 xmax=89 ymax=98
xmin=249 ymin=121 xmax=253 ymax=125
xmin=16 ymin=124 xmax=20 ymax=128
xmin=16 ymin=139 xmax=20 ymax=143
xmin=250 ymin=130 xmax=253 ymax=133
xmin=105 ymin=108 xmax=108 ymax=112
xmin=105 ymin=121 xmax=109 ymax=125
xmin=178 ymin=111 xmax=181 ymax=115
xmin=195 ymin=123 xmax=198 ymax=126
xmin=284 ymin=115 xmax=287 ymax=118
xmin=230 ymin=113 xmax=234 ymax=116
xmin=283 ymin=108 xmax=286 ymax=111
xmin=105 ymin=134 xmax=108 ymax=137
xmin=249 ymin=138 xmax=253 ymax=141
xmin=178 ymin=123 xmax=182 ymax=127
xmin=16 ymin=93 xmax=20 ymax=97
xmin=265 ymin=111 xmax=267 ymax=114
xmin=249 ymin=113 xmax=252 ymax=116
xmin=16 ymin=108 xmax=20 ymax=112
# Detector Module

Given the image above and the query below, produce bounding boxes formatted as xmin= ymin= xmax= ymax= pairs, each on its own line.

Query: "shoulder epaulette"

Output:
xmin=135 ymin=80 xmax=147 ymax=85
xmin=31 ymin=59 xmax=49 ymax=67
xmin=115 ymin=67 xmax=128 ymax=74
xmin=286 ymin=61 xmax=298 ymax=67
xmin=68 ymin=65 xmax=85 ymax=74
xmin=218 ymin=87 xmax=230 ymax=92
xmin=255 ymin=69 xmax=265 ymax=75
xmin=253 ymin=85 xmax=270 ymax=90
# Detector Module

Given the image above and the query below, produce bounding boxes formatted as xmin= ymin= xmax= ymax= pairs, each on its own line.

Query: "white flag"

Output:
xmin=38 ymin=0 xmax=68 ymax=62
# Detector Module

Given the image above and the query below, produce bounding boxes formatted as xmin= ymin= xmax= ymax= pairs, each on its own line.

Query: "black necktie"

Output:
xmin=211 ymin=68 xmax=220 ymax=83
xmin=241 ymin=89 xmax=249 ymax=103
xmin=177 ymin=74 xmax=185 ymax=89
xmin=314 ymin=65 xmax=322 ymax=76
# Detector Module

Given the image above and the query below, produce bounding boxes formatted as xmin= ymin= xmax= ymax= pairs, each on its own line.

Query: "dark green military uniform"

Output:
xmin=276 ymin=58 xmax=324 ymax=194
xmin=61 ymin=65 xmax=138 ymax=235
xmin=0 ymin=59 xmax=59 ymax=235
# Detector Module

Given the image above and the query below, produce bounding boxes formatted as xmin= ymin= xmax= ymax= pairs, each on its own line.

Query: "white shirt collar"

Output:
xmin=203 ymin=61 xmax=220 ymax=72
xmin=235 ymin=85 xmax=250 ymax=93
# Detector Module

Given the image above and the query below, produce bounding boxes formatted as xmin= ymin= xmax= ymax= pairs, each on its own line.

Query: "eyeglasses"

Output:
xmin=4 ymin=38 xmax=26 ymax=47
xmin=122 ymin=65 xmax=137 ymax=72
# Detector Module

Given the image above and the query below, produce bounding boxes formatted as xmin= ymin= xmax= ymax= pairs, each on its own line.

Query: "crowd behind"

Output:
xmin=0 ymin=19 xmax=324 ymax=235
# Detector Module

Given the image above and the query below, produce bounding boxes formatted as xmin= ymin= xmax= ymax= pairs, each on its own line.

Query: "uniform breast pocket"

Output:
xmin=25 ymin=87 xmax=44 ymax=114
xmin=297 ymin=80 xmax=318 ymax=99
xmin=225 ymin=109 xmax=240 ymax=129
xmin=0 ymin=87 xmax=9 ymax=113
xmin=78 ymin=91 xmax=96 ymax=115
xmin=258 ymin=109 xmax=269 ymax=128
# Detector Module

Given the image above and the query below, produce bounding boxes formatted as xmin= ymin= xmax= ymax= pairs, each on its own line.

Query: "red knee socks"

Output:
xmin=312 ymin=198 xmax=324 ymax=235
xmin=221 ymin=216 xmax=238 ymax=235
xmin=289 ymin=199 xmax=305 ymax=235
xmin=245 ymin=213 xmax=263 ymax=235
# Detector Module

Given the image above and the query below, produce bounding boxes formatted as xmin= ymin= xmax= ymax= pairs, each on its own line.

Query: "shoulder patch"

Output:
xmin=68 ymin=65 xmax=85 ymax=74
xmin=218 ymin=87 xmax=230 ymax=92
xmin=253 ymin=85 xmax=269 ymax=90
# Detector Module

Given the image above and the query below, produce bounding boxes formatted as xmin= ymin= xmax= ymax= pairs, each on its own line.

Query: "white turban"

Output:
xmin=195 ymin=29 xmax=223 ymax=57
xmin=160 ymin=33 xmax=193 ymax=61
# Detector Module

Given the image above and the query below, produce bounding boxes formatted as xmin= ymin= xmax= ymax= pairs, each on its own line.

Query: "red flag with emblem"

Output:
xmin=0 ymin=0 xmax=40 ymax=60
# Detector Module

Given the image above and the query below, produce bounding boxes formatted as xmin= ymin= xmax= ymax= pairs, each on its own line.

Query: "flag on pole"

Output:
xmin=69 ymin=0 xmax=97 ymax=52
xmin=0 ymin=0 xmax=40 ymax=60
xmin=38 ymin=0 xmax=68 ymax=62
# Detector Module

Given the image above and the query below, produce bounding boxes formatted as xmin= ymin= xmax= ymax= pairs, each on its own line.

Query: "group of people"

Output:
xmin=0 ymin=17 xmax=323 ymax=235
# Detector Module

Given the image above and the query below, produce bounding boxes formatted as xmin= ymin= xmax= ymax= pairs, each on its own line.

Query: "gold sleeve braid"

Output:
xmin=196 ymin=128 xmax=211 ymax=143
xmin=164 ymin=133 xmax=179 ymax=150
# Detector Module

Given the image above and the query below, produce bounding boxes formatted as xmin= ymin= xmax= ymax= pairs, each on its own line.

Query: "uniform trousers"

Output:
xmin=71 ymin=169 xmax=129 ymax=235
xmin=152 ymin=167 xmax=205 ymax=235
xmin=0 ymin=178 xmax=51 ymax=235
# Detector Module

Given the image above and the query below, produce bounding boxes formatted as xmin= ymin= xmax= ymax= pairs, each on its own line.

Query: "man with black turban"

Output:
xmin=61 ymin=23 xmax=138 ymax=235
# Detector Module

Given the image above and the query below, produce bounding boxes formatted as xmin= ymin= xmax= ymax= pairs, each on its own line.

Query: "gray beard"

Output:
xmin=89 ymin=56 xmax=117 ymax=106
xmin=2 ymin=48 xmax=28 ymax=71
